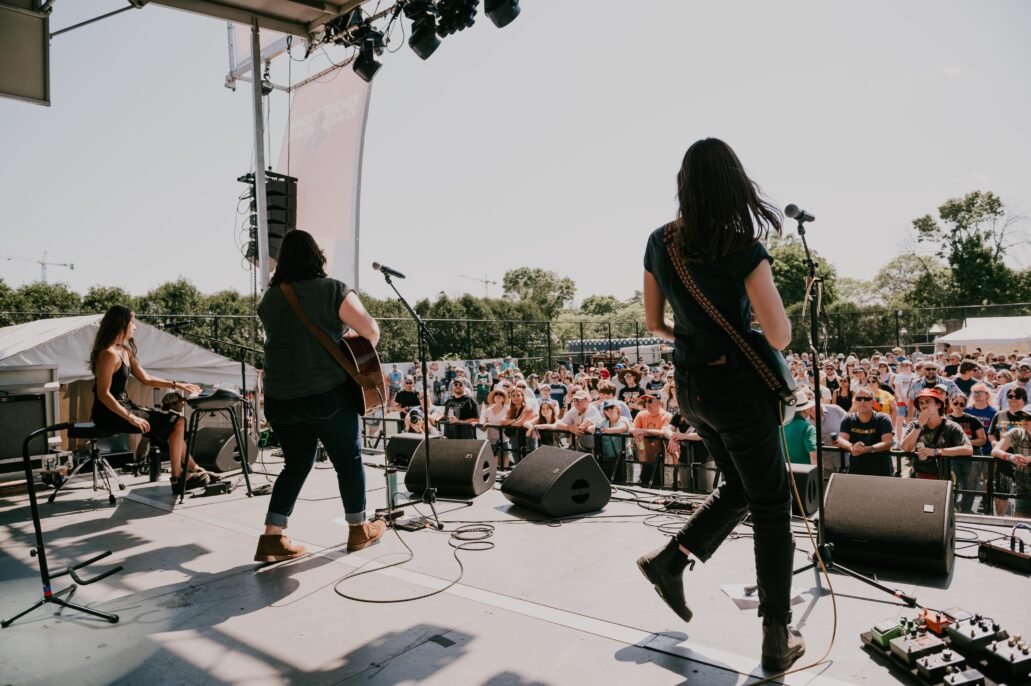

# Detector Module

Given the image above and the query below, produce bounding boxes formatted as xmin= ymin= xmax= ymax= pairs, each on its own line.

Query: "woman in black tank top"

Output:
xmin=634 ymin=139 xmax=804 ymax=671
xmin=89 ymin=305 xmax=207 ymax=490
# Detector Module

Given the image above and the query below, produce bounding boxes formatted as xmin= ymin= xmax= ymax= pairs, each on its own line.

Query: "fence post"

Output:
xmin=607 ymin=321 xmax=612 ymax=362
xmin=634 ymin=321 xmax=640 ymax=363
xmin=579 ymin=321 xmax=585 ymax=366
xmin=466 ymin=319 xmax=472 ymax=359
xmin=546 ymin=321 xmax=553 ymax=371
xmin=894 ymin=310 xmax=901 ymax=348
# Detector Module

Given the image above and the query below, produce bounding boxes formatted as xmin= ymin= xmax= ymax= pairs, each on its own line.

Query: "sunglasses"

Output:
xmin=1009 ymin=394 xmax=1022 ymax=399
xmin=854 ymin=396 xmax=874 ymax=401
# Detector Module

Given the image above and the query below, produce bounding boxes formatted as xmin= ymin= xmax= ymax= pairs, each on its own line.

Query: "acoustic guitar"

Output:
xmin=279 ymin=284 xmax=388 ymax=416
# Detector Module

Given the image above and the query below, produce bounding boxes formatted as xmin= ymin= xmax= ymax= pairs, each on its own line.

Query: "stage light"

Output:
xmin=404 ymin=0 xmax=441 ymax=60
xmin=436 ymin=0 xmax=478 ymax=36
xmin=485 ymin=0 xmax=519 ymax=28
xmin=352 ymin=23 xmax=385 ymax=82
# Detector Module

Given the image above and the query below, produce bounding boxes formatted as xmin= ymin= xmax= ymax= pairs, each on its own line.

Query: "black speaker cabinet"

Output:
xmin=386 ymin=433 xmax=441 ymax=468
xmin=501 ymin=446 xmax=611 ymax=517
xmin=404 ymin=439 xmax=495 ymax=498
xmin=823 ymin=473 xmax=955 ymax=575
xmin=788 ymin=463 xmax=820 ymax=517
xmin=191 ymin=426 xmax=258 ymax=473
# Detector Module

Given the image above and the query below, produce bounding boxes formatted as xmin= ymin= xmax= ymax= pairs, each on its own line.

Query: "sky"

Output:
xmin=1 ymin=0 xmax=1030 ymax=306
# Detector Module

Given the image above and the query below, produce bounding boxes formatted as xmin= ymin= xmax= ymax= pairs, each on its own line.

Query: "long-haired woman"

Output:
xmin=502 ymin=387 xmax=537 ymax=465
xmin=254 ymin=230 xmax=384 ymax=562
xmin=635 ymin=138 xmax=804 ymax=671
xmin=88 ymin=305 xmax=206 ymax=490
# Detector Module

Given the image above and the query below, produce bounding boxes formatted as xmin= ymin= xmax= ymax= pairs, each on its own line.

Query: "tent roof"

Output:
xmin=151 ymin=0 xmax=363 ymax=37
xmin=935 ymin=316 xmax=1031 ymax=348
xmin=0 ymin=315 xmax=258 ymax=387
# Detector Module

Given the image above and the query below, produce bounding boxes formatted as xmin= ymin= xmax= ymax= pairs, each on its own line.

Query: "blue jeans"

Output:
xmin=264 ymin=382 xmax=366 ymax=528
xmin=674 ymin=362 xmax=794 ymax=624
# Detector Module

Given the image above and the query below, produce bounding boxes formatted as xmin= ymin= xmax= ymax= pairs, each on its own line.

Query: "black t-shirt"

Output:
xmin=619 ymin=385 xmax=644 ymax=415
xmin=943 ymin=364 xmax=959 ymax=377
xmin=954 ymin=376 xmax=976 ymax=395
xmin=643 ymin=227 xmax=771 ymax=368
xmin=443 ymin=395 xmax=479 ymax=439
xmin=394 ymin=389 xmax=420 ymax=410
xmin=646 ymin=379 xmax=667 ymax=393
xmin=839 ymin=412 xmax=894 ymax=476
xmin=549 ymin=383 xmax=569 ymax=407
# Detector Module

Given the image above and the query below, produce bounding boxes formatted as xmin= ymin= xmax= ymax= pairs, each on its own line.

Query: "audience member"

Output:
xmin=835 ymin=388 xmax=895 ymax=476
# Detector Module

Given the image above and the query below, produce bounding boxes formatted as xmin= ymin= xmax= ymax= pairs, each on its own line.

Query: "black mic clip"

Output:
xmin=785 ymin=204 xmax=815 ymax=224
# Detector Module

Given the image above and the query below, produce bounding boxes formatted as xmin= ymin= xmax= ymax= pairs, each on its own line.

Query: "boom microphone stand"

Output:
xmin=377 ymin=270 xmax=471 ymax=530
xmin=788 ymin=207 xmax=918 ymax=608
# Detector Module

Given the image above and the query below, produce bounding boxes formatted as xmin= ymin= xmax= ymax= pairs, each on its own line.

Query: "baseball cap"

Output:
xmin=571 ymin=390 xmax=590 ymax=401
xmin=1011 ymin=409 xmax=1031 ymax=421
xmin=404 ymin=375 xmax=414 ymax=383
xmin=1017 ymin=359 xmax=1031 ymax=370
xmin=601 ymin=399 xmax=619 ymax=409
xmin=638 ymin=393 xmax=659 ymax=402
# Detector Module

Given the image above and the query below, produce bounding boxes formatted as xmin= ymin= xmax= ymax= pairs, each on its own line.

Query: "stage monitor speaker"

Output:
xmin=501 ymin=446 xmax=611 ymax=518
xmin=191 ymin=426 xmax=258 ymax=473
xmin=404 ymin=439 xmax=495 ymax=498
xmin=788 ymin=463 xmax=820 ymax=517
xmin=823 ymin=473 xmax=954 ymax=576
xmin=386 ymin=433 xmax=441 ymax=468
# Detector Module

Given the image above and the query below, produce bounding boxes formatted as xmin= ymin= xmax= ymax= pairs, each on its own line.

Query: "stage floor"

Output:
xmin=1 ymin=449 xmax=1028 ymax=686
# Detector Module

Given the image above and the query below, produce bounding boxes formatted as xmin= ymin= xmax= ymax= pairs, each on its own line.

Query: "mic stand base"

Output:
xmin=384 ymin=487 xmax=472 ymax=531
xmin=792 ymin=543 xmax=918 ymax=608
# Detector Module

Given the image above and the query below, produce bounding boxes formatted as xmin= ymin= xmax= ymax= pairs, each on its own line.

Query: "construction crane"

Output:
xmin=456 ymin=273 xmax=498 ymax=298
xmin=1 ymin=252 xmax=75 ymax=283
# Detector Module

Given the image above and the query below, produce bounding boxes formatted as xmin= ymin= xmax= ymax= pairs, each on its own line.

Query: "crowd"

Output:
xmin=379 ymin=346 xmax=1031 ymax=517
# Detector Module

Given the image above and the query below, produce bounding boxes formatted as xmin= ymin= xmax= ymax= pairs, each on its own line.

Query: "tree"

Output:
xmin=835 ymin=277 xmax=880 ymax=308
xmin=912 ymin=190 xmax=1027 ymax=305
xmin=766 ymin=236 xmax=838 ymax=308
xmin=580 ymin=295 xmax=622 ymax=316
xmin=502 ymin=268 xmax=575 ymax=319
xmin=13 ymin=281 xmax=82 ymax=314
xmin=82 ymin=286 xmax=135 ymax=313
xmin=136 ymin=279 xmax=204 ymax=315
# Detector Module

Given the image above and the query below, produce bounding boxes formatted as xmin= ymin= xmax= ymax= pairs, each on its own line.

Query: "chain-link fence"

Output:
xmin=5 ymin=300 xmax=1030 ymax=370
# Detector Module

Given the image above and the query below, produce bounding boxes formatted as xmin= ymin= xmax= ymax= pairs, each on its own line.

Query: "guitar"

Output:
xmin=339 ymin=334 xmax=388 ymax=416
xmin=279 ymin=283 xmax=388 ymax=416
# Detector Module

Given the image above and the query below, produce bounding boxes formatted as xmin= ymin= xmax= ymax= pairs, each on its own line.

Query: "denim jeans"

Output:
xmin=951 ymin=458 xmax=982 ymax=513
xmin=264 ymin=382 xmax=366 ymax=528
xmin=674 ymin=362 xmax=794 ymax=624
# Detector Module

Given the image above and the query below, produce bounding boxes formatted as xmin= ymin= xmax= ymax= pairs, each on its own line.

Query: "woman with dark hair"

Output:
xmin=635 ymin=138 xmax=804 ymax=671
xmin=89 ymin=305 xmax=207 ymax=490
xmin=254 ymin=230 xmax=385 ymax=563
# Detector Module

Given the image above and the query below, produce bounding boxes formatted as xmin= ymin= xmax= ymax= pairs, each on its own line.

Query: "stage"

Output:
xmin=1 ymin=449 xmax=1028 ymax=685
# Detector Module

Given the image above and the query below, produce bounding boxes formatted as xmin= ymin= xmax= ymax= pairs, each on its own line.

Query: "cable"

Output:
xmin=333 ymin=523 xmax=494 ymax=603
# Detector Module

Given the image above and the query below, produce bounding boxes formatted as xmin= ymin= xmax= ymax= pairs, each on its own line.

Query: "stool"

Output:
xmin=49 ymin=423 xmax=126 ymax=505
xmin=182 ymin=388 xmax=256 ymax=502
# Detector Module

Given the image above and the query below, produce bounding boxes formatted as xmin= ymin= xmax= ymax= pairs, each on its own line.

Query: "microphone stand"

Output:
xmin=378 ymin=271 xmax=471 ymax=531
xmin=790 ymin=218 xmax=918 ymax=608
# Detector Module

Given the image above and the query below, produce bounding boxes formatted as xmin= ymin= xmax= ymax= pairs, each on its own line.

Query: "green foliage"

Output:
xmin=82 ymin=286 xmax=136 ymax=313
xmin=137 ymin=278 xmax=204 ymax=315
xmin=766 ymin=236 xmax=838 ymax=308
xmin=502 ymin=267 xmax=576 ymax=319
xmin=13 ymin=281 xmax=82 ymax=314
xmin=580 ymin=295 xmax=623 ymax=316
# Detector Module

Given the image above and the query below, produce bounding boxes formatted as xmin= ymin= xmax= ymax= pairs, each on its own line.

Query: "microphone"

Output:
xmin=784 ymin=204 xmax=815 ymax=223
xmin=372 ymin=262 xmax=406 ymax=279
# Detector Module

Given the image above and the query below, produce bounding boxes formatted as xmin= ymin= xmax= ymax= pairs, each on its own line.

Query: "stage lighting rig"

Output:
xmin=436 ymin=0 xmax=479 ymax=36
xmin=324 ymin=7 xmax=364 ymax=45
xmin=485 ymin=0 xmax=520 ymax=28
xmin=353 ymin=25 xmax=386 ymax=82
xmin=404 ymin=0 xmax=441 ymax=60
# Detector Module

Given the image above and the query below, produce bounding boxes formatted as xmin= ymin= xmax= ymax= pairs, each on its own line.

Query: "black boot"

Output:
xmin=761 ymin=618 xmax=805 ymax=671
xmin=636 ymin=538 xmax=695 ymax=623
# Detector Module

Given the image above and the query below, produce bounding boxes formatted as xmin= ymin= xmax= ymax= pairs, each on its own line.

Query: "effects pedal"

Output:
xmin=947 ymin=615 xmax=1007 ymax=653
xmin=890 ymin=630 xmax=946 ymax=666
xmin=982 ymin=635 xmax=1031 ymax=682
xmin=923 ymin=609 xmax=955 ymax=636
xmin=978 ymin=541 xmax=1031 ymax=574
xmin=204 ymin=480 xmax=236 ymax=496
xmin=942 ymin=667 xmax=986 ymax=685
xmin=871 ymin=618 xmax=905 ymax=650
xmin=915 ymin=648 xmax=965 ymax=681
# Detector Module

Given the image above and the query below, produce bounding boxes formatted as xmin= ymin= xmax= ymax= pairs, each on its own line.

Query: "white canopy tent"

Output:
xmin=0 ymin=315 xmax=258 ymax=387
xmin=934 ymin=316 xmax=1031 ymax=355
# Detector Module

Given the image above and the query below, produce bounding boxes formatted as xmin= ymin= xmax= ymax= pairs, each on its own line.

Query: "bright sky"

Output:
xmin=2 ymin=0 xmax=1029 ymax=305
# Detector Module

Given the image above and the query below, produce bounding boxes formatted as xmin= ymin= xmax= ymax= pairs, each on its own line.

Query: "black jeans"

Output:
xmin=674 ymin=363 xmax=794 ymax=624
xmin=264 ymin=382 xmax=366 ymax=528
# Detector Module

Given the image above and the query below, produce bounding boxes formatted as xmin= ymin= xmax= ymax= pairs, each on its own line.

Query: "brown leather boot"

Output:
xmin=253 ymin=535 xmax=306 ymax=563
xmin=636 ymin=537 xmax=695 ymax=623
xmin=347 ymin=519 xmax=386 ymax=552
xmin=761 ymin=618 xmax=806 ymax=671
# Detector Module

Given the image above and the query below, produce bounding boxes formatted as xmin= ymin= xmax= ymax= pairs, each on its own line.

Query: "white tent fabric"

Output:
xmin=934 ymin=316 xmax=1031 ymax=354
xmin=0 ymin=315 xmax=258 ymax=387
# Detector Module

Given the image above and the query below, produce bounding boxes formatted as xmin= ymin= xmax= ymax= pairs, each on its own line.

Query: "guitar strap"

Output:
xmin=661 ymin=223 xmax=784 ymax=395
xmin=279 ymin=283 xmax=363 ymax=384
